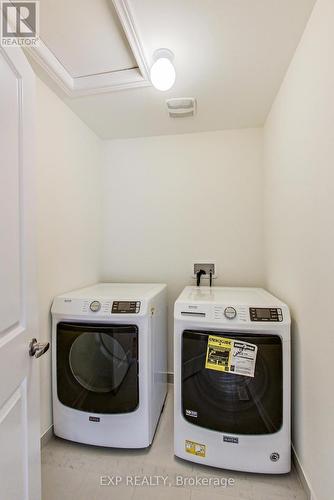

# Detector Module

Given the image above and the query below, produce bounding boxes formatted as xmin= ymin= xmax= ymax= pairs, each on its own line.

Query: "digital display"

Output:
xmin=250 ymin=307 xmax=282 ymax=322
xmin=255 ymin=308 xmax=271 ymax=319
xmin=118 ymin=302 xmax=132 ymax=311
xmin=112 ymin=301 xmax=140 ymax=314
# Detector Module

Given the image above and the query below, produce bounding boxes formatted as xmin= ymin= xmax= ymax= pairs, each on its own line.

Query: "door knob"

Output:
xmin=29 ymin=338 xmax=50 ymax=358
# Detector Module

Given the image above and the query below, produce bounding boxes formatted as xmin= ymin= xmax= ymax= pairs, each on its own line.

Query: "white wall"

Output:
xmin=36 ymin=78 xmax=102 ymax=436
xmin=101 ymin=129 xmax=265 ymax=368
xmin=263 ymin=1 xmax=334 ymax=499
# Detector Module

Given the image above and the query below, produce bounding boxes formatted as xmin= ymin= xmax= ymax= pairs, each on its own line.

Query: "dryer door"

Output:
xmin=57 ymin=322 xmax=138 ymax=413
xmin=182 ymin=330 xmax=283 ymax=435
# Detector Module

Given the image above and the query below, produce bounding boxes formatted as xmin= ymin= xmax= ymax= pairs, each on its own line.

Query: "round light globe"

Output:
xmin=150 ymin=56 xmax=176 ymax=91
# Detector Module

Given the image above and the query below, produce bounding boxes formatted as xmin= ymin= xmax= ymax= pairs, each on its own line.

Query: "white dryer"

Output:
xmin=51 ymin=283 xmax=167 ymax=448
xmin=174 ymin=286 xmax=291 ymax=473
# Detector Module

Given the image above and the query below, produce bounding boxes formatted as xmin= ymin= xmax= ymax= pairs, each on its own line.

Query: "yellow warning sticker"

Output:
xmin=185 ymin=440 xmax=206 ymax=457
xmin=205 ymin=335 xmax=257 ymax=377
xmin=205 ymin=335 xmax=232 ymax=372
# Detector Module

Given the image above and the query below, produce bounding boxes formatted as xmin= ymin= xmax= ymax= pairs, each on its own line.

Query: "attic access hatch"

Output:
xmin=25 ymin=0 xmax=150 ymax=96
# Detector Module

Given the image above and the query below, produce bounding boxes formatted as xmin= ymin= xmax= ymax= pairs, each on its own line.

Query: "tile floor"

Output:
xmin=42 ymin=387 xmax=306 ymax=500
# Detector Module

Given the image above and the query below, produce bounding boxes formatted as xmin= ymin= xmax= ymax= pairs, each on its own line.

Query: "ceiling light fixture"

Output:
xmin=150 ymin=49 xmax=176 ymax=91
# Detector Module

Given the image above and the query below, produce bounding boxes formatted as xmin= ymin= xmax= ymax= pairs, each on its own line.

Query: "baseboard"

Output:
xmin=292 ymin=445 xmax=317 ymax=500
xmin=167 ymin=372 xmax=174 ymax=384
xmin=41 ymin=424 xmax=54 ymax=448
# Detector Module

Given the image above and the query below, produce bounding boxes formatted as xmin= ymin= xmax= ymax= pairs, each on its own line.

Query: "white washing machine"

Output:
xmin=174 ymin=286 xmax=291 ymax=473
xmin=51 ymin=283 xmax=167 ymax=448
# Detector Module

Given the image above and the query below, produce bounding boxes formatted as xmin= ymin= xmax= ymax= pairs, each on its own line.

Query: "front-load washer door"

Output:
xmin=57 ymin=322 xmax=138 ymax=414
xmin=182 ymin=330 xmax=283 ymax=435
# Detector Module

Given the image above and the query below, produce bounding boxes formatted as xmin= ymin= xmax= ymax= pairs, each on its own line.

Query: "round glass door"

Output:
xmin=69 ymin=332 xmax=129 ymax=393
xmin=182 ymin=330 xmax=283 ymax=434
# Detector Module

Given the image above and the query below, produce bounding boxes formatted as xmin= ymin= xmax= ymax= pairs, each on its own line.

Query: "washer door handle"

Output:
xmin=29 ymin=338 xmax=50 ymax=358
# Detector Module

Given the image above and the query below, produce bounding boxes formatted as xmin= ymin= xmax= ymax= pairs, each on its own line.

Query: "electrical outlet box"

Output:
xmin=193 ymin=262 xmax=216 ymax=279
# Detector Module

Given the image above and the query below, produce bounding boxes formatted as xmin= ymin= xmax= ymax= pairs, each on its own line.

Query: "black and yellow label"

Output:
xmin=185 ymin=440 xmax=206 ymax=457
xmin=205 ymin=335 xmax=232 ymax=372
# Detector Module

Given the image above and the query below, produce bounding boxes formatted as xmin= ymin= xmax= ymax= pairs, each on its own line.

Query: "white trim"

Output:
xmin=25 ymin=0 xmax=151 ymax=96
xmin=73 ymin=68 xmax=149 ymax=96
xmin=292 ymin=444 xmax=317 ymax=500
xmin=111 ymin=0 xmax=150 ymax=80
xmin=41 ymin=425 xmax=54 ymax=448
xmin=25 ymin=40 xmax=73 ymax=96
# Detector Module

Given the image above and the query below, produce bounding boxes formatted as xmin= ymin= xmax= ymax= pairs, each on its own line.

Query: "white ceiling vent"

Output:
xmin=166 ymin=98 xmax=196 ymax=118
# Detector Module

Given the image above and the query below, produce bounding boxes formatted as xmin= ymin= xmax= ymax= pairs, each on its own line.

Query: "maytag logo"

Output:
xmin=185 ymin=409 xmax=198 ymax=418
xmin=89 ymin=416 xmax=100 ymax=423
xmin=223 ymin=436 xmax=239 ymax=444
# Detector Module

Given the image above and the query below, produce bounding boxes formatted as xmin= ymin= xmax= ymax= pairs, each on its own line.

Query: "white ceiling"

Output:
xmin=35 ymin=0 xmax=316 ymax=139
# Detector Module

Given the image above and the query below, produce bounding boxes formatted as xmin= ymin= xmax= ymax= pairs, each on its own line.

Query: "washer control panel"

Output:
xmin=112 ymin=301 xmax=141 ymax=314
xmin=250 ymin=307 xmax=283 ymax=322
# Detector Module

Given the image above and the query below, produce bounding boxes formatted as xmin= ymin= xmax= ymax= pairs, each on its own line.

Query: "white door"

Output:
xmin=0 ymin=45 xmax=42 ymax=500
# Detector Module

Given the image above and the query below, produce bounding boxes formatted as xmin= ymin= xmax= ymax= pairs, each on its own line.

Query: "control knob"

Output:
xmin=90 ymin=301 xmax=101 ymax=312
xmin=224 ymin=306 xmax=237 ymax=320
